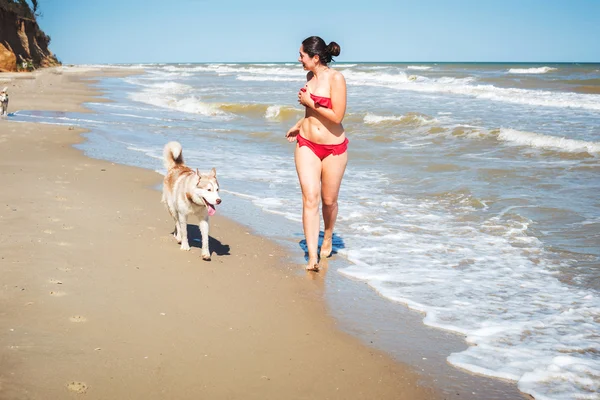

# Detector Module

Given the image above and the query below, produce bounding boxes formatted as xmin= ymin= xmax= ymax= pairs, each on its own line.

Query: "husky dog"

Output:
xmin=0 ymin=87 xmax=8 ymax=116
xmin=162 ymin=141 xmax=221 ymax=261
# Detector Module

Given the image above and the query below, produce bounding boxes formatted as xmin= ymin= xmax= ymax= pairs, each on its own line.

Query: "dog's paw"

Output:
xmin=180 ymin=243 xmax=191 ymax=251
xmin=202 ymin=253 xmax=211 ymax=261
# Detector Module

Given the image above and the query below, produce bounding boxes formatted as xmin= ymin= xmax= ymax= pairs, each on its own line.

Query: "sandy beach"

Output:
xmin=0 ymin=69 xmax=439 ymax=399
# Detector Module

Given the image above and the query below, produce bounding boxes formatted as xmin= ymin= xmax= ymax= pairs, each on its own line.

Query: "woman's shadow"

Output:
xmin=298 ymin=231 xmax=345 ymax=261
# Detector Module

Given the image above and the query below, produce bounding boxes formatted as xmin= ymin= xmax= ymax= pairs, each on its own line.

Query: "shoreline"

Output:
xmin=0 ymin=68 xmax=439 ymax=399
xmin=0 ymin=67 xmax=530 ymax=399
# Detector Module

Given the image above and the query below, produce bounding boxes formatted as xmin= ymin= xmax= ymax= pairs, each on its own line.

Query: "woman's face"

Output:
xmin=298 ymin=45 xmax=318 ymax=70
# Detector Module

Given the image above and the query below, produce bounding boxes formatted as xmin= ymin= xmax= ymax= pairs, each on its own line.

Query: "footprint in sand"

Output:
xmin=49 ymin=217 xmax=61 ymax=223
xmin=69 ymin=315 xmax=87 ymax=323
xmin=57 ymin=266 xmax=71 ymax=272
xmin=56 ymin=242 xmax=72 ymax=247
xmin=49 ymin=278 xmax=63 ymax=284
xmin=66 ymin=382 xmax=87 ymax=394
xmin=49 ymin=291 xmax=66 ymax=297
xmin=62 ymin=226 xmax=74 ymax=231
xmin=43 ymin=229 xmax=53 ymax=234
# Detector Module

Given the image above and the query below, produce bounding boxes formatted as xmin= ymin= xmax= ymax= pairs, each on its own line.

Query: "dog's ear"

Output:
xmin=210 ymin=167 xmax=216 ymax=177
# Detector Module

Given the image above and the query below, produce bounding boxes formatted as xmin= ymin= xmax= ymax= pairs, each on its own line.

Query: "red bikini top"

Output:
xmin=300 ymin=88 xmax=332 ymax=109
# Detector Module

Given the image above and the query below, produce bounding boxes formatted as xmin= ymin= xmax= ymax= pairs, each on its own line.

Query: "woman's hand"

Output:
xmin=298 ymin=85 xmax=311 ymax=107
xmin=286 ymin=125 xmax=300 ymax=142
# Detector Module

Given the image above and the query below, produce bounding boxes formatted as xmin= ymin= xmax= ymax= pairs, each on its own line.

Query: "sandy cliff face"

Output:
xmin=0 ymin=7 xmax=59 ymax=72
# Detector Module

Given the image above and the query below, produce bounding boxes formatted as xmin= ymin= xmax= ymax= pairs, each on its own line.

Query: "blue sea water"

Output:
xmin=11 ymin=62 xmax=600 ymax=400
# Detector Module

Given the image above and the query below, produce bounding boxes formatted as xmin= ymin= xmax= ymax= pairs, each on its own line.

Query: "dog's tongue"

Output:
xmin=207 ymin=203 xmax=216 ymax=216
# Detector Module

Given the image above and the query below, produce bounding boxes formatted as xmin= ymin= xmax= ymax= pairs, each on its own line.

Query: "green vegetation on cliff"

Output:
xmin=0 ymin=1 xmax=38 ymax=19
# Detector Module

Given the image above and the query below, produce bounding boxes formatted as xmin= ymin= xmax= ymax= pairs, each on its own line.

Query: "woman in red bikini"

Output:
xmin=285 ymin=36 xmax=348 ymax=272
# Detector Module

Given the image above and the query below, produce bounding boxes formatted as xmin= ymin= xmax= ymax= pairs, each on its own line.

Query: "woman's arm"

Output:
xmin=299 ymin=72 xmax=346 ymax=124
xmin=286 ymin=71 xmax=314 ymax=142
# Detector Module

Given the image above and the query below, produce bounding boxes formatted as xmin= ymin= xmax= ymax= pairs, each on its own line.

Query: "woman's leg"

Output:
xmin=320 ymin=152 xmax=348 ymax=258
xmin=295 ymin=145 xmax=322 ymax=270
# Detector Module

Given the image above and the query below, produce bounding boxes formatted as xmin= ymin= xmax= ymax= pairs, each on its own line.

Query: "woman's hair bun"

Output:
xmin=302 ymin=36 xmax=340 ymax=65
xmin=326 ymin=42 xmax=341 ymax=57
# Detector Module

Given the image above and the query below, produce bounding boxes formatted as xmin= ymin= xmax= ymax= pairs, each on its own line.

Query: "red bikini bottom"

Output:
xmin=297 ymin=135 xmax=349 ymax=161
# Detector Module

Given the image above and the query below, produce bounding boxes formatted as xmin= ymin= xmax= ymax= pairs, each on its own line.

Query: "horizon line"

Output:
xmin=61 ymin=60 xmax=600 ymax=65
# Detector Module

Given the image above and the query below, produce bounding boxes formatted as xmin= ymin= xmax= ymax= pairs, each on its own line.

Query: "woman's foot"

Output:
xmin=320 ymin=236 xmax=333 ymax=258
xmin=305 ymin=257 xmax=320 ymax=272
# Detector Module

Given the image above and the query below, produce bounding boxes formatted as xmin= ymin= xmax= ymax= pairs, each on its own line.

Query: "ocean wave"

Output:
xmin=496 ymin=128 xmax=600 ymax=155
xmin=129 ymin=92 xmax=228 ymax=118
xmin=217 ymin=102 xmax=267 ymax=116
xmin=155 ymin=63 xmax=600 ymax=111
xmin=448 ymin=125 xmax=489 ymax=139
xmin=126 ymin=79 xmax=194 ymax=94
xmin=407 ymin=65 xmax=433 ymax=70
xmin=264 ymin=105 xmax=301 ymax=121
xmin=59 ymin=64 xmax=151 ymax=73
xmin=162 ymin=64 xmax=304 ymax=78
xmin=217 ymin=102 xmax=301 ymax=120
xmin=345 ymin=70 xmax=417 ymax=85
xmin=93 ymin=102 xmax=159 ymax=113
xmin=467 ymin=85 xmax=600 ymax=111
xmin=237 ymin=75 xmax=301 ymax=82
xmin=345 ymin=70 xmax=475 ymax=86
xmin=144 ymin=70 xmax=193 ymax=79
xmin=110 ymin=113 xmax=172 ymax=121
xmin=343 ymin=70 xmax=600 ymax=110
xmin=364 ymin=112 xmax=437 ymax=126
xmin=507 ymin=66 xmax=557 ymax=74
xmin=363 ymin=114 xmax=405 ymax=124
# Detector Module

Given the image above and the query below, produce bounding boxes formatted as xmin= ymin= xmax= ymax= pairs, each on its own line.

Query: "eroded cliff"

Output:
xmin=0 ymin=2 xmax=59 ymax=72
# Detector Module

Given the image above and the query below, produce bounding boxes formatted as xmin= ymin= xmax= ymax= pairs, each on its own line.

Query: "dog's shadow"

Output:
xmin=185 ymin=225 xmax=231 ymax=256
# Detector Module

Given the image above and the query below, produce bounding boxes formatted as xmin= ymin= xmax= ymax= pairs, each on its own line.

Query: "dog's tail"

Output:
xmin=163 ymin=141 xmax=184 ymax=170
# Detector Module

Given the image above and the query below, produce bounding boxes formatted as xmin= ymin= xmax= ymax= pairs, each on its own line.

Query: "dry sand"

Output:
xmin=0 ymin=69 xmax=438 ymax=399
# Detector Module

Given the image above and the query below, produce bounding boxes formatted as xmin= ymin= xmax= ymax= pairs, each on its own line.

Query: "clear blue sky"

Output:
xmin=37 ymin=0 xmax=599 ymax=64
